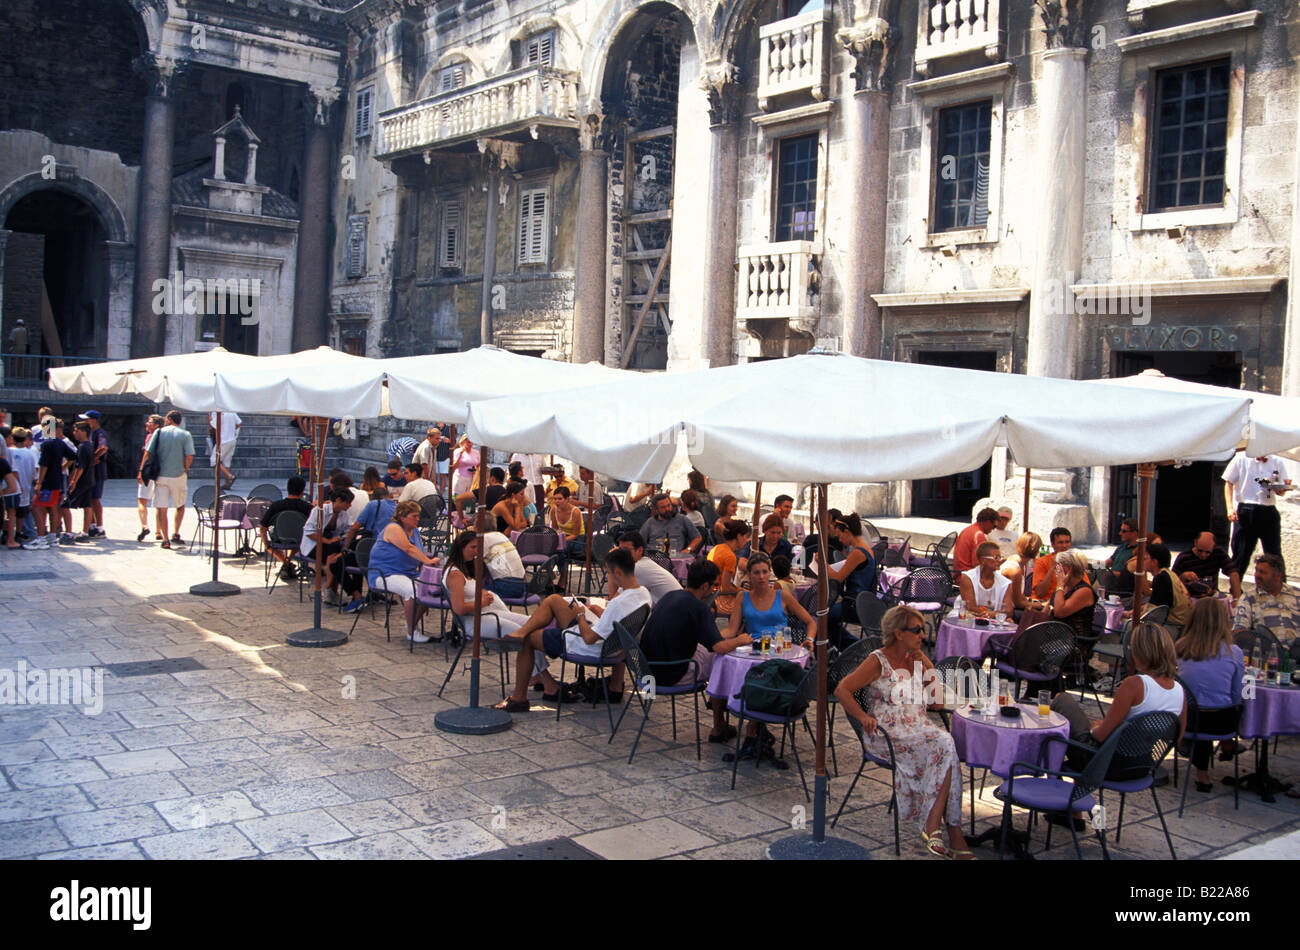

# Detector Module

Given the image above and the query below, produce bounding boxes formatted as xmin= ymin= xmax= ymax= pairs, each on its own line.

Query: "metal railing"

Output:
xmin=0 ymin=352 xmax=101 ymax=389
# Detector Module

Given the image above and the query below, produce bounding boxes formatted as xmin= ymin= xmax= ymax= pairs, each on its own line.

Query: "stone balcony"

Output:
xmin=915 ymin=0 xmax=1004 ymax=76
xmin=736 ymin=240 xmax=821 ymax=334
xmin=757 ymin=8 xmax=831 ymax=110
xmin=376 ymin=66 xmax=581 ymax=157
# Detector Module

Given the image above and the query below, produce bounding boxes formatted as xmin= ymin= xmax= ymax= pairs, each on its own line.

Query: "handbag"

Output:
xmin=740 ymin=659 xmax=809 ymax=718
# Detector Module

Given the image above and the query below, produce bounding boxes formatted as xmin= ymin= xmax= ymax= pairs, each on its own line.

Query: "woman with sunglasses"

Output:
xmin=834 ymin=604 xmax=972 ymax=859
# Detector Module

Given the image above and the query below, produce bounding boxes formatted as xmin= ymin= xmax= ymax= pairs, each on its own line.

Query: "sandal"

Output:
xmin=948 ymin=848 xmax=977 ymax=861
xmin=494 ymin=698 xmax=531 ymax=713
xmin=160 ymin=540 xmax=171 ymax=549
xmin=921 ymin=829 xmax=949 ymax=858
xmin=708 ymin=724 xmax=739 ymax=744
xmin=543 ymin=684 xmax=582 ymax=704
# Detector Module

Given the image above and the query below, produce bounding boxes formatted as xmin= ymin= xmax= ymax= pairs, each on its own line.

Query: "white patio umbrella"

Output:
xmin=466 ymin=349 xmax=1259 ymax=856
xmin=1091 ymin=369 xmax=1300 ymax=462
xmin=379 ymin=345 xmax=628 ymax=422
xmin=163 ymin=346 xmax=388 ymax=639
xmin=378 ymin=345 xmax=633 ymax=735
xmin=46 ymin=347 xmax=262 ymax=401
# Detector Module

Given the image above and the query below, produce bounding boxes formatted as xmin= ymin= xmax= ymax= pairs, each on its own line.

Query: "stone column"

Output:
xmin=573 ymin=112 xmax=608 ymax=365
xmin=292 ymin=85 xmax=338 ymax=352
xmin=1026 ymin=47 xmax=1087 ymax=379
xmin=130 ymin=55 xmax=182 ymax=359
xmin=838 ymin=20 xmax=896 ymax=358
xmin=700 ymin=63 xmax=742 ymax=368
xmin=0 ymin=229 xmax=8 ymax=386
xmin=479 ymin=158 xmax=501 ymax=347
xmin=1284 ymin=72 xmax=1300 ymax=397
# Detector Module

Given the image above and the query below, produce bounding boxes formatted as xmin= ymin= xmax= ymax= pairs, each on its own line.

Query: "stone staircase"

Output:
xmin=182 ymin=413 xmax=309 ymax=486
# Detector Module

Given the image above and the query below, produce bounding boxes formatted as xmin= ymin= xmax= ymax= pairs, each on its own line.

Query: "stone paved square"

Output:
xmin=0 ymin=484 xmax=1297 ymax=861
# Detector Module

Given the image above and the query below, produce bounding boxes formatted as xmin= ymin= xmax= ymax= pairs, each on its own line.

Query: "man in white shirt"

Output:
xmin=616 ymin=530 xmax=682 ymax=605
xmin=510 ymin=452 xmax=544 ymax=507
xmin=773 ymin=495 xmax=806 ymax=544
xmin=496 ymin=548 xmax=653 ymax=711
xmin=412 ymin=427 xmax=440 ymax=481
xmin=301 ymin=489 xmax=355 ymax=605
xmin=397 ymin=462 xmax=439 ymax=504
xmin=1223 ymin=451 xmax=1292 ymax=576
xmin=987 ymin=506 xmax=1018 ymax=558
xmin=207 ymin=411 xmax=242 ymax=489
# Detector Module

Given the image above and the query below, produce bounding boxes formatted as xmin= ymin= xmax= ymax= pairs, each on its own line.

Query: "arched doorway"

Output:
xmin=599 ymin=3 xmax=692 ymax=370
xmin=4 ymin=189 xmax=111 ymax=378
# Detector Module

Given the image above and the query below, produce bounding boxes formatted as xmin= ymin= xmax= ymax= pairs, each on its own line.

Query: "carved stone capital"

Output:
xmin=1035 ymin=0 xmax=1087 ymax=49
xmin=838 ymin=16 xmax=897 ymax=93
xmin=306 ymin=84 xmax=342 ymax=126
xmin=133 ymin=53 xmax=188 ymax=97
xmin=698 ymin=61 xmax=742 ymax=127
xmin=578 ymin=108 xmax=608 ymax=152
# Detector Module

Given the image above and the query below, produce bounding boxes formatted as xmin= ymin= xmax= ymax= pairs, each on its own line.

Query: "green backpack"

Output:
xmin=740 ymin=659 xmax=811 ymax=718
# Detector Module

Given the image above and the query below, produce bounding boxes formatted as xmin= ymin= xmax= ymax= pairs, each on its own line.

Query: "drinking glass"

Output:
xmin=760 ymin=631 xmax=772 ymax=655
xmin=1037 ymin=690 xmax=1051 ymax=718
xmin=997 ymin=684 xmax=1010 ymax=708
xmin=995 ymin=611 xmax=1007 ymax=625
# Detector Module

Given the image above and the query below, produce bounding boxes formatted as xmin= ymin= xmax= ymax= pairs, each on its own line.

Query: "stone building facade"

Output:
xmin=3 ymin=0 xmax=1300 ymax=551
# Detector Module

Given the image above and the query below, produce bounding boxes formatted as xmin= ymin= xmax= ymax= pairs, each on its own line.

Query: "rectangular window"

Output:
xmin=1149 ymin=60 xmax=1230 ymax=211
xmin=440 ymin=64 xmax=466 ymax=92
xmin=354 ymin=86 xmax=374 ymax=139
xmin=346 ymin=215 xmax=367 ymax=279
xmin=340 ymin=323 xmax=366 ymax=357
xmin=439 ymin=199 xmax=464 ymax=269
xmin=525 ymin=32 xmax=554 ymax=68
xmin=933 ymin=101 xmax=991 ymax=231
xmin=518 ymin=187 xmax=549 ymax=265
xmin=774 ymin=133 xmax=818 ymax=242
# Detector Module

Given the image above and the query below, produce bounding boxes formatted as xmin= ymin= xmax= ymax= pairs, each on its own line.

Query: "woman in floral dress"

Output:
xmin=835 ymin=604 xmax=972 ymax=859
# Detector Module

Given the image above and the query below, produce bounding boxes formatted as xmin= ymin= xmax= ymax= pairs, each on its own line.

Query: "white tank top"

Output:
xmin=961 ymin=566 xmax=1011 ymax=610
xmin=1129 ymin=674 xmax=1184 ymax=719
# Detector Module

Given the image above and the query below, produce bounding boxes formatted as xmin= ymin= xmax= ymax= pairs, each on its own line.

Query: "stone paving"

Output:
xmin=0 ymin=480 xmax=1297 ymax=860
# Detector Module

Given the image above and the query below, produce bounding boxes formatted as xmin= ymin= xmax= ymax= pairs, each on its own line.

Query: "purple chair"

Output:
xmin=515 ymin=526 xmax=560 ymax=570
xmin=611 ymin=622 xmax=710 ymax=762
xmin=996 ymin=621 xmax=1075 ymax=700
xmin=830 ymin=695 xmax=900 ymax=855
xmin=727 ymin=664 xmax=818 ymax=802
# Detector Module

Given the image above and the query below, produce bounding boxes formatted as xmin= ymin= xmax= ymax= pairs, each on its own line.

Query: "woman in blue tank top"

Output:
xmin=367 ymin=500 xmax=440 ymax=642
xmin=723 ymin=554 xmax=815 ymax=643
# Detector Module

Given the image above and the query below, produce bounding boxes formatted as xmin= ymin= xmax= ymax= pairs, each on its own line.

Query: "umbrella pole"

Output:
xmin=436 ymin=444 xmax=512 ymax=735
xmin=1130 ymin=462 xmax=1156 ymax=629
xmin=286 ymin=417 xmax=347 ymax=647
xmin=751 ymin=481 xmax=763 ymax=550
xmin=190 ymin=409 xmax=240 ymax=597
xmin=581 ymin=470 xmax=594 ymax=595
xmin=768 ymin=482 xmax=870 ymax=861
xmin=1022 ymin=467 xmax=1032 ymax=535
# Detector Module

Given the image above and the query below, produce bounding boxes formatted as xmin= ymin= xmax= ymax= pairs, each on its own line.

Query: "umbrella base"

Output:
xmin=286 ymin=626 xmax=349 ymax=648
xmin=435 ymin=706 xmax=513 ymax=735
xmin=189 ymin=581 xmax=242 ymax=597
xmin=766 ymin=834 xmax=871 ymax=861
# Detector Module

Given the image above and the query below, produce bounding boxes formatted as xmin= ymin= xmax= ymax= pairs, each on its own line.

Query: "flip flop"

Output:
xmin=948 ymin=848 xmax=977 ymax=861
xmin=708 ymin=724 xmax=739 ymax=744
xmin=494 ymin=698 xmax=531 ymax=713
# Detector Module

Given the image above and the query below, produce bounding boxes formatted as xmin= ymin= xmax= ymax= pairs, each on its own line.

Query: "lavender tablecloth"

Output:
xmin=670 ymin=555 xmax=693 ymax=582
xmin=706 ymin=646 xmax=810 ymax=700
xmin=951 ymin=703 xmax=1070 ymax=777
xmin=1240 ymin=683 xmax=1300 ymax=740
xmin=881 ymin=566 xmax=909 ymax=597
xmin=935 ymin=616 xmax=1016 ymax=661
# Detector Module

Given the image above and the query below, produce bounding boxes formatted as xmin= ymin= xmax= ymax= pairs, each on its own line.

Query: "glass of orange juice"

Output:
xmin=1037 ymin=690 xmax=1051 ymax=718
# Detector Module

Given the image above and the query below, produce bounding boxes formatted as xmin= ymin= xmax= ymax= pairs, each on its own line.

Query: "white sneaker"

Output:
xmin=406 ymin=631 xmax=432 ymax=644
xmin=21 ymin=537 xmax=48 ymax=550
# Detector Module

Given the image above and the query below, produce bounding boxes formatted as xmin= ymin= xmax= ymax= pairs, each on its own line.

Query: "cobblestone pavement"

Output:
xmin=0 ymin=481 xmax=1296 ymax=860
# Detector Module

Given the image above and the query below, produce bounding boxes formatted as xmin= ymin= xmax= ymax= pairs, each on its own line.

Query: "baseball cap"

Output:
xmin=78 ymin=410 xmax=102 ymax=420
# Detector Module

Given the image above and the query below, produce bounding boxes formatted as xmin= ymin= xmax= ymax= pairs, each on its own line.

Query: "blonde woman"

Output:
xmin=1049 ymin=549 xmax=1098 ymax=642
xmin=367 ymin=500 xmax=441 ymax=642
xmin=1000 ymin=531 xmax=1042 ymax=610
xmin=834 ymin=605 xmax=972 ymax=859
xmin=1174 ymin=598 xmax=1244 ymax=791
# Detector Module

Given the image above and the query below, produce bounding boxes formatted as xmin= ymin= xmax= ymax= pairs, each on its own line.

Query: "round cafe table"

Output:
xmin=1099 ymin=599 xmax=1125 ymax=632
xmin=951 ymin=702 xmax=1070 ymax=778
xmin=670 ymin=555 xmax=693 ymax=582
xmin=934 ymin=614 xmax=1016 ymax=661
xmin=1231 ymin=682 xmax=1300 ymax=802
xmin=880 ymin=566 xmax=909 ymax=597
xmin=706 ymin=644 xmax=810 ymax=701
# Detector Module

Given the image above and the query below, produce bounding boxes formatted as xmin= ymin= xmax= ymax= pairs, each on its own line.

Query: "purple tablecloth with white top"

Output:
xmin=935 ymin=616 xmax=1016 ymax=661
xmin=951 ymin=704 xmax=1070 ymax=777
xmin=881 ymin=566 xmax=908 ymax=597
xmin=1100 ymin=600 xmax=1125 ymax=632
xmin=1240 ymin=683 xmax=1300 ymax=740
xmin=706 ymin=646 xmax=810 ymax=700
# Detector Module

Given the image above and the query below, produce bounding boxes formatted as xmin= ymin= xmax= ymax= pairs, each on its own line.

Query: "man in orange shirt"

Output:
xmin=1032 ymin=527 xmax=1073 ymax=599
xmin=951 ymin=508 xmax=999 ymax=573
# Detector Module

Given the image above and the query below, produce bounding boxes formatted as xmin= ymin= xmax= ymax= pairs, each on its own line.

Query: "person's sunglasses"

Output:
xmin=900 ymin=624 xmax=924 ymax=634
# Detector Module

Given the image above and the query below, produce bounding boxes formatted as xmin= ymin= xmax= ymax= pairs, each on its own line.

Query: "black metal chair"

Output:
xmin=996 ymin=716 xmax=1128 ymax=860
xmin=1173 ymin=674 xmax=1242 ymax=818
xmin=882 ymin=536 xmax=911 ymax=568
xmin=437 ymin=609 xmax=519 ymax=701
xmin=727 ymin=662 xmax=819 ymax=802
xmin=932 ymin=654 xmax=991 ymax=835
xmin=643 ymin=549 xmax=673 ymax=571
xmin=855 ymin=591 xmax=890 ymax=640
xmin=821 ymin=637 xmax=877 ymax=776
xmin=895 ymin=567 xmax=951 ymax=639
xmin=1140 ymin=603 xmax=1170 ymax=626
xmin=996 ymin=621 xmax=1076 ymax=701
xmin=344 ymin=537 xmax=377 ymax=634
xmin=249 ymin=483 xmax=282 ymax=503
xmin=265 ymin=510 xmax=306 ymax=593
xmin=190 ymin=484 xmax=216 ymax=551
xmin=830 ymin=688 xmax=900 ymax=855
xmin=554 ymin=603 xmax=651 ymax=734
xmin=610 ymin=621 xmax=710 ymax=763
xmin=1096 ymin=711 xmax=1181 ymax=858
xmin=1094 ymin=619 xmax=1133 ymax=696
xmin=860 ymin=520 xmax=881 ymax=543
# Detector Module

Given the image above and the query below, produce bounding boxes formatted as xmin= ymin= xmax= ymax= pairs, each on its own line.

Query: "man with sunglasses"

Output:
xmin=1172 ymin=530 xmax=1241 ymax=602
xmin=1103 ymin=518 xmax=1140 ymax=598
